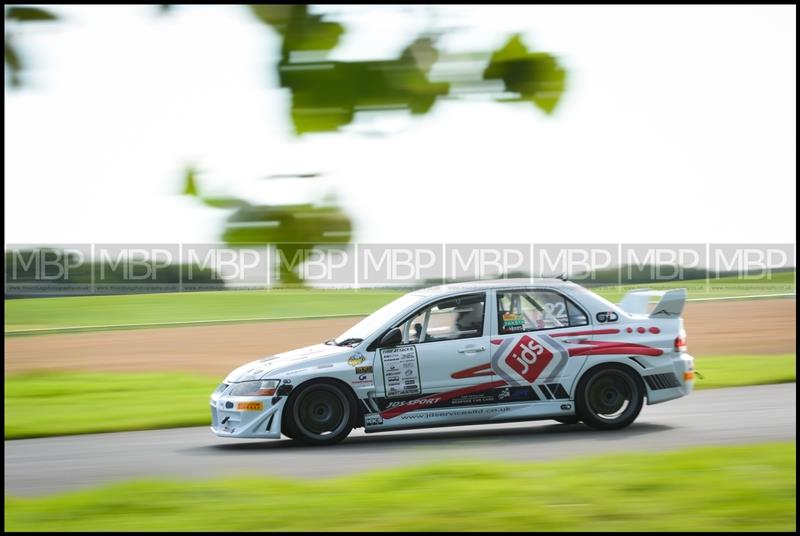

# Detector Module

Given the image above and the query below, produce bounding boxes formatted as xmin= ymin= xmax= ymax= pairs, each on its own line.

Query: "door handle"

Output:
xmin=562 ymin=337 xmax=588 ymax=344
xmin=458 ymin=345 xmax=486 ymax=354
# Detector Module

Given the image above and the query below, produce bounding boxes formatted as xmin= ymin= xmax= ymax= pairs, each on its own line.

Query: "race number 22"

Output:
xmin=505 ymin=335 xmax=554 ymax=383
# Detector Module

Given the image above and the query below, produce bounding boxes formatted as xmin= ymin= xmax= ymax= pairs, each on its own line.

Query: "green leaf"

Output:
xmin=199 ymin=197 xmax=246 ymax=209
xmin=483 ymin=34 xmax=567 ymax=114
xmin=5 ymin=7 xmax=59 ymax=23
xmin=4 ymin=37 xmax=22 ymax=87
xmin=181 ymin=167 xmax=199 ymax=196
xmin=249 ymin=4 xmax=342 ymax=55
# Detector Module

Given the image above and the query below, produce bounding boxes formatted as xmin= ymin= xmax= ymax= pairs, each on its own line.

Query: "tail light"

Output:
xmin=674 ymin=331 xmax=687 ymax=352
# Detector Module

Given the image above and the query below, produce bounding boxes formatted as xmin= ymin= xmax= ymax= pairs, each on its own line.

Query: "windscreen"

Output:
xmin=334 ymin=293 xmax=426 ymax=344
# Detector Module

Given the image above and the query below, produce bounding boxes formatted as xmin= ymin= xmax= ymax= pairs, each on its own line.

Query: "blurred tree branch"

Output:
xmin=4 ymin=6 xmax=59 ymax=87
xmin=6 ymin=5 xmax=569 ymax=286
xmin=249 ymin=4 xmax=568 ymax=134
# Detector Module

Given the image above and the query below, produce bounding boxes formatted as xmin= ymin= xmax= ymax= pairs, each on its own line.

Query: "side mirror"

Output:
xmin=378 ymin=327 xmax=403 ymax=348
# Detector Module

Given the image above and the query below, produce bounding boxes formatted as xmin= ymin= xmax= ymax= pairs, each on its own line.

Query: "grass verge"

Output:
xmin=4 ymin=372 xmax=218 ymax=440
xmin=4 ymin=355 xmax=795 ymax=440
xmin=4 ymin=289 xmax=404 ymax=335
xmin=5 ymin=272 xmax=795 ymax=335
xmin=5 ymin=442 xmax=796 ymax=531
xmin=694 ymin=354 xmax=796 ymax=389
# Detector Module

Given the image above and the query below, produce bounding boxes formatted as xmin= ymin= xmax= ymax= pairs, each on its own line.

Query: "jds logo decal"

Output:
xmin=505 ymin=335 xmax=554 ymax=382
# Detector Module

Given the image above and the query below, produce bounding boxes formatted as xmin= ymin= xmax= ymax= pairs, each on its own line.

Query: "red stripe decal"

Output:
xmin=379 ymin=380 xmax=506 ymax=420
xmin=490 ymin=339 xmax=503 ymax=345
xmin=550 ymin=328 xmax=620 ymax=337
xmin=450 ymin=363 xmax=494 ymax=379
xmin=568 ymin=340 xmax=663 ymax=357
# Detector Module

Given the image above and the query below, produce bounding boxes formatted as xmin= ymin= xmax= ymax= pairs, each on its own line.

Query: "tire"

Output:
xmin=283 ymin=380 xmax=357 ymax=445
xmin=575 ymin=364 xmax=644 ymax=430
xmin=554 ymin=417 xmax=581 ymax=425
xmin=281 ymin=421 xmax=297 ymax=440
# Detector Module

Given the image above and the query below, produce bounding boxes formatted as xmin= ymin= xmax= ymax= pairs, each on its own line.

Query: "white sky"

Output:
xmin=4 ymin=5 xmax=797 ymax=246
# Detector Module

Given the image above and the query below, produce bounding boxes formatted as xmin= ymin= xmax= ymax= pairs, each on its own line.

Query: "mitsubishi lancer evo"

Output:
xmin=210 ymin=279 xmax=694 ymax=445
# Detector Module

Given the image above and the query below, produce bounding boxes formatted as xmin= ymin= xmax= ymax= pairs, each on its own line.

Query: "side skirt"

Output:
xmin=363 ymin=400 xmax=576 ymax=433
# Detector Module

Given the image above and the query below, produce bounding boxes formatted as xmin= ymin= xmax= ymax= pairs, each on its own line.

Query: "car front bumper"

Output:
xmin=210 ymin=394 xmax=286 ymax=439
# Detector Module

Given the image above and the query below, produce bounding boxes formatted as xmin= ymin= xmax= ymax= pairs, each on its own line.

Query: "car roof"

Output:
xmin=410 ymin=278 xmax=582 ymax=297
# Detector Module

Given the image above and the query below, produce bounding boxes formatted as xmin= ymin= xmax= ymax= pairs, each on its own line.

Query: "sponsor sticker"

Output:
xmin=364 ymin=413 xmax=383 ymax=426
xmin=375 ymin=386 xmax=538 ymax=412
xmin=381 ymin=345 xmax=421 ymax=398
xmin=596 ymin=311 xmax=619 ymax=323
xmin=385 ymin=396 xmax=441 ymax=409
xmin=348 ymin=353 xmax=366 ymax=367
xmin=352 ymin=373 xmax=373 ymax=386
xmin=236 ymin=401 xmax=263 ymax=411
xmin=398 ymin=405 xmax=511 ymax=421
xmin=503 ymin=335 xmax=554 ymax=383
xmin=449 ymin=392 xmax=494 ymax=406
xmin=509 ymin=386 xmax=536 ymax=400
xmin=355 ymin=365 xmax=373 ymax=374
xmin=501 ymin=312 xmax=525 ymax=332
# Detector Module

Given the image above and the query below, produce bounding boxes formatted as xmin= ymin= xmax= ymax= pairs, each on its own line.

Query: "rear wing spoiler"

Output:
xmin=618 ymin=288 xmax=687 ymax=318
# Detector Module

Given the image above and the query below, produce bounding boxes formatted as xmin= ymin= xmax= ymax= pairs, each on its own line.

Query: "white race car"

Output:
xmin=210 ymin=279 xmax=695 ymax=445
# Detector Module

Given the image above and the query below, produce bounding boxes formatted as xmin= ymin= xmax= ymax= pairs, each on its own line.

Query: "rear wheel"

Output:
xmin=575 ymin=365 xmax=644 ymax=430
xmin=283 ymin=380 xmax=356 ymax=445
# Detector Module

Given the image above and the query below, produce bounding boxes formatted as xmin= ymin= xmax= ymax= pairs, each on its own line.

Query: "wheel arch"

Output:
xmin=282 ymin=376 xmax=365 ymax=430
xmin=572 ymin=360 xmax=649 ymax=402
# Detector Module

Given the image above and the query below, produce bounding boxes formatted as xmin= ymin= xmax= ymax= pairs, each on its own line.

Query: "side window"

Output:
xmin=405 ymin=310 xmax=426 ymax=344
xmin=396 ymin=293 xmax=485 ymax=343
xmin=529 ymin=290 xmax=570 ymax=327
xmin=497 ymin=290 xmax=588 ymax=334
xmin=566 ymin=298 xmax=589 ymax=326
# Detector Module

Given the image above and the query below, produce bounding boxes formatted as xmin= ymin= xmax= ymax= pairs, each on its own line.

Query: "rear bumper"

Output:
xmin=209 ymin=395 xmax=286 ymax=439
xmin=645 ymin=352 xmax=695 ymax=404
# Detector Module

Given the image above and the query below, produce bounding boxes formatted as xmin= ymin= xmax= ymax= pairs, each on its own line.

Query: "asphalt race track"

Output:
xmin=5 ymin=383 xmax=795 ymax=496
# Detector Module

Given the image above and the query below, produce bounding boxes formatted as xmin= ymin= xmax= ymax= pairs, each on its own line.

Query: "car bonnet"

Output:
xmin=223 ymin=343 xmax=352 ymax=383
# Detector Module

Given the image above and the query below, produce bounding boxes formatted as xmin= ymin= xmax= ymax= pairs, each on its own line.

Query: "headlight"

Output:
xmin=228 ymin=379 xmax=281 ymax=397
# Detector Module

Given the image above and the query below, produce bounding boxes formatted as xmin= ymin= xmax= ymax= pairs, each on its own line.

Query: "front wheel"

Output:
xmin=281 ymin=423 xmax=297 ymax=440
xmin=575 ymin=365 xmax=644 ymax=430
xmin=554 ymin=417 xmax=581 ymax=425
xmin=283 ymin=380 xmax=356 ymax=445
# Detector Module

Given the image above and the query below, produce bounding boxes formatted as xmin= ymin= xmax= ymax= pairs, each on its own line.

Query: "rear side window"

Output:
xmin=497 ymin=290 xmax=588 ymax=334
